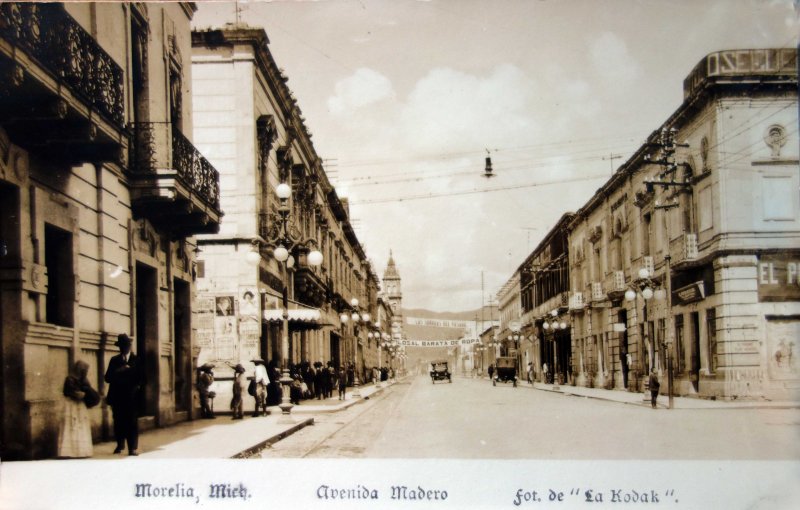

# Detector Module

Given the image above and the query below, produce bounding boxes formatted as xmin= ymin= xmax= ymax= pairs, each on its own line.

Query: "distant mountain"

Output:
xmin=402 ymin=305 xmax=498 ymax=322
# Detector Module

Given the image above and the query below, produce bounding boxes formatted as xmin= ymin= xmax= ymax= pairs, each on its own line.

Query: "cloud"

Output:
xmin=401 ymin=64 xmax=536 ymax=152
xmin=332 ymin=63 xmax=612 ymax=311
xmin=327 ymin=68 xmax=394 ymax=115
xmin=588 ymin=31 xmax=641 ymax=86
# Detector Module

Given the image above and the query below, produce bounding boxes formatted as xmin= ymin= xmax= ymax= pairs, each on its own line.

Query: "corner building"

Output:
xmin=565 ymin=48 xmax=798 ymax=400
xmin=191 ymin=26 xmax=379 ymax=392
xmin=0 ymin=2 xmax=222 ymax=458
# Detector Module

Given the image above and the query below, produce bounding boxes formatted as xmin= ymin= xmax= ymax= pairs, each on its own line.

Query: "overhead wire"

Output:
xmin=348 ymin=172 xmax=610 ymax=205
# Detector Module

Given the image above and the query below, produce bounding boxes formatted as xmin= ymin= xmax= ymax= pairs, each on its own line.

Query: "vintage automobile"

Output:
xmin=493 ymin=357 xmax=518 ymax=387
xmin=430 ymin=360 xmax=452 ymax=383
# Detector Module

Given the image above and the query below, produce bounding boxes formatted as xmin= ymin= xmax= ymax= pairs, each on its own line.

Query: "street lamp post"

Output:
xmin=625 ymin=267 xmax=667 ymax=405
xmin=265 ymin=181 xmax=323 ymax=421
xmin=542 ymin=309 xmax=567 ymax=389
xmin=345 ymin=297 xmax=369 ymax=398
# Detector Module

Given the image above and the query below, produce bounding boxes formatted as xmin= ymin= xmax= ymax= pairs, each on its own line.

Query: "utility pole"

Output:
xmin=645 ymin=127 xmax=690 ymax=410
xmin=603 ymin=152 xmax=622 ymax=175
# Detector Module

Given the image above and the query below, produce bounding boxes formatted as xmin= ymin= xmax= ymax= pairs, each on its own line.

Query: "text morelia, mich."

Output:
xmin=134 ymin=482 xmax=250 ymax=500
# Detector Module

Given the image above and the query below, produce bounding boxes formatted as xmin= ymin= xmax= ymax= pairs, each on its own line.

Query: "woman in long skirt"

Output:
xmin=57 ymin=360 xmax=94 ymax=458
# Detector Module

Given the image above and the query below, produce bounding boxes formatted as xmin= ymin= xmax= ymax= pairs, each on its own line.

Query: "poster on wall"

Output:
xmin=766 ymin=320 xmax=799 ymax=381
xmin=215 ymin=314 xmax=237 ymax=362
xmin=239 ymin=287 xmax=260 ymax=319
xmin=215 ymin=295 xmax=235 ymax=316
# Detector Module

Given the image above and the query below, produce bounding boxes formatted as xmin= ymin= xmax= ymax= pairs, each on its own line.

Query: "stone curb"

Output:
xmin=230 ymin=417 xmax=315 ymax=458
xmin=230 ymin=381 xmax=395 ymax=457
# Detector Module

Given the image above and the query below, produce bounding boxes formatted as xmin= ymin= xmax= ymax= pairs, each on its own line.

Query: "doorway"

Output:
xmin=135 ymin=263 xmax=158 ymax=418
xmin=329 ymin=331 xmax=340 ymax=369
xmin=173 ymin=278 xmax=190 ymax=412
xmin=690 ymin=312 xmax=700 ymax=392
xmin=0 ymin=183 xmax=21 ymax=452
xmin=619 ymin=309 xmax=629 ymax=389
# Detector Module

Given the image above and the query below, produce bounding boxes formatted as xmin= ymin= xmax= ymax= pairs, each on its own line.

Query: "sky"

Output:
xmin=192 ymin=0 xmax=798 ymax=312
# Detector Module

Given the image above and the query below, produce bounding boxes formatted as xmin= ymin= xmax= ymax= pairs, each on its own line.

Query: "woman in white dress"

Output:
xmin=57 ymin=360 xmax=95 ymax=458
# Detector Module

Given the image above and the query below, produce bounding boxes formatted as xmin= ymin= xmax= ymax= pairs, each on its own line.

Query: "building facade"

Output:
xmin=536 ymin=48 xmax=797 ymax=400
xmin=518 ymin=214 xmax=574 ymax=385
xmin=0 ymin=2 xmax=222 ymax=459
xmin=191 ymin=26 xmax=379 ymax=396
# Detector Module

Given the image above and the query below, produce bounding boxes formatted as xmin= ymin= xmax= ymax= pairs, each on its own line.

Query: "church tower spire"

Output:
xmin=382 ymin=249 xmax=403 ymax=325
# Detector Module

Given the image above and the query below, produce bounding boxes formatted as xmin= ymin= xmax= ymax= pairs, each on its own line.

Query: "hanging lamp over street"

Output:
xmin=484 ymin=149 xmax=494 ymax=178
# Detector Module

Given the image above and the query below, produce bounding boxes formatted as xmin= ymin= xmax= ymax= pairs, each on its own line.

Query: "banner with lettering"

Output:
xmin=401 ymin=338 xmax=481 ymax=347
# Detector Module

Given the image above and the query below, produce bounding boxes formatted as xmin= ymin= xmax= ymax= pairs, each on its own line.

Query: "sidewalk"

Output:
xmin=466 ymin=374 xmax=800 ymax=410
xmin=92 ymin=380 xmax=392 ymax=459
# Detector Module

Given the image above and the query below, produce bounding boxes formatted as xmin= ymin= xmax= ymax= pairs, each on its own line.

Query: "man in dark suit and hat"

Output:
xmin=104 ymin=333 xmax=143 ymax=456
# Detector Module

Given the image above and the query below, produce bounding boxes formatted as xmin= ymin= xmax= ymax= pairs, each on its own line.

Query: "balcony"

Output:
xmin=0 ymin=3 xmax=126 ymax=163
xmin=606 ymin=270 xmax=627 ymax=301
xmin=591 ymin=282 xmax=605 ymax=302
xmin=670 ymin=232 xmax=699 ymax=266
xmin=294 ymin=265 xmax=326 ymax=308
xmin=129 ymin=123 xmax=221 ymax=236
xmin=569 ymin=292 xmax=584 ymax=311
xmin=642 ymin=256 xmax=655 ymax=276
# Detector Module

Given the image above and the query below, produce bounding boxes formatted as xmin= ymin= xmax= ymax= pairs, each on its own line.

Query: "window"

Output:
xmin=707 ymin=308 xmax=717 ymax=373
xmin=657 ymin=318 xmax=666 ymax=370
xmin=45 ymin=224 xmax=74 ymax=326
xmin=674 ymin=314 xmax=685 ymax=373
xmin=762 ymin=176 xmax=795 ymax=220
xmin=642 ymin=213 xmax=652 ymax=256
xmin=698 ymin=186 xmax=713 ymax=231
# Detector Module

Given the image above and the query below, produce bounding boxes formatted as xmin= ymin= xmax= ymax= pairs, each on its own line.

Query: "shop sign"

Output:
xmin=757 ymin=256 xmax=800 ymax=301
xmin=672 ymin=281 xmax=705 ymax=305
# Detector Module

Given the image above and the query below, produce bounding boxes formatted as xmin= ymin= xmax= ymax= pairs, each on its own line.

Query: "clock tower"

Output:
xmin=382 ymin=250 xmax=404 ymax=338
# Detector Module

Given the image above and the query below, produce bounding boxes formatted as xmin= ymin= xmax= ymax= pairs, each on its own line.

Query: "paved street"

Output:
xmin=261 ymin=375 xmax=800 ymax=460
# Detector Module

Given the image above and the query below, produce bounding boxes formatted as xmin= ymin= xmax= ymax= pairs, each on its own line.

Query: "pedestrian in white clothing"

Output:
xmin=252 ymin=358 xmax=269 ymax=417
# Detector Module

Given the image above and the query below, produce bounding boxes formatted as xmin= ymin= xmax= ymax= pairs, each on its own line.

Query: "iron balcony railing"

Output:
xmin=0 ymin=3 xmax=125 ymax=127
xmin=130 ymin=122 xmax=220 ymax=211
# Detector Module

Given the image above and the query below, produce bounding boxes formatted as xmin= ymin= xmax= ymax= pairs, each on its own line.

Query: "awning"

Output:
xmin=263 ymin=308 xmax=322 ymax=329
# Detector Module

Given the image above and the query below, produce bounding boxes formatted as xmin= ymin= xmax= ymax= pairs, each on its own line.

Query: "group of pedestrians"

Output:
xmin=55 ymin=336 xmax=398 ymax=460
xmin=58 ymin=333 xmax=141 ymax=459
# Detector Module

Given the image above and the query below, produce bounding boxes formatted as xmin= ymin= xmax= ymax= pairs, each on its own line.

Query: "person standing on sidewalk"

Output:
xmin=648 ymin=371 xmax=660 ymax=409
xmin=337 ymin=367 xmax=347 ymax=400
xmin=104 ymin=333 xmax=142 ymax=456
xmin=58 ymin=360 xmax=97 ymax=458
xmin=314 ymin=361 xmax=325 ymax=399
xmin=252 ymin=359 xmax=269 ymax=416
xmin=230 ymin=364 xmax=246 ymax=420
xmin=197 ymin=363 xmax=216 ymax=419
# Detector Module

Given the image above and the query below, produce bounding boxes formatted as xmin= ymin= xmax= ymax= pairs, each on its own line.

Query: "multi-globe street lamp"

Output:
xmin=541 ymin=309 xmax=568 ymax=389
xmin=258 ymin=180 xmax=323 ymax=421
xmin=625 ymin=266 xmax=672 ymax=408
xmin=340 ymin=297 xmax=369 ymax=398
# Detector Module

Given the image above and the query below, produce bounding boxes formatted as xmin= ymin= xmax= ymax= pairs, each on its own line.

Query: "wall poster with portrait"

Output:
xmin=239 ymin=287 xmax=261 ymax=362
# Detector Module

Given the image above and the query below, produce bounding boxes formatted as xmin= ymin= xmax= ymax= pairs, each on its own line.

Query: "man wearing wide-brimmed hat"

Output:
xmin=230 ymin=364 xmax=246 ymax=420
xmin=197 ymin=362 xmax=216 ymax=419
xmin=251 ymin=358 xmax=269 ymax=417
xmin=103 ymin=333 xmax=143 ymax=456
